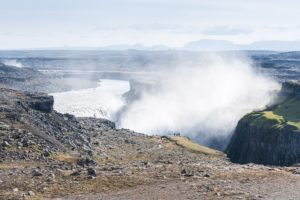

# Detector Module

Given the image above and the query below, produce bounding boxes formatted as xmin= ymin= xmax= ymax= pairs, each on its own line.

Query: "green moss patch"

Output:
xmin=166 ymin=136 xmax=223 ymax=156
xmin=0 ymin=122 xmax=10 ymax=130
xmin=247 ymin=97 xmax=300 ymax=130
xmin=248 ymin=112 xmax=282 ymax=128
xmin=273 ymin=97 xmax=300 ymax=121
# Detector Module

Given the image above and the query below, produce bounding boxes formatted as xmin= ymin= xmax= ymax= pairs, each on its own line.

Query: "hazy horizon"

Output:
xmin=2 ymin=39 xmax=300 ymax=52
xmin=1 ymin=0 xmax=300 ymax=50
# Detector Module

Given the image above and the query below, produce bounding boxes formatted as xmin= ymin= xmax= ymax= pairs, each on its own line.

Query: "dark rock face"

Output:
xmin=122 ymin=79 xmax=157 ymax=103
xmin=87 ymin=168 xmax=97 ymax=177
xmin=26 ymin=94 xmax=54 ymax=113
xmin=281 ymin=81 xmax=300 ymax=98
xmin=226 ymin=114 xmax=300 ymax=166
xmin=226 ymin=81 xmax=300 ymax=166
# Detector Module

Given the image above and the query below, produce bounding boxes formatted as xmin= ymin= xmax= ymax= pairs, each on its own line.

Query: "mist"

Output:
xmin=117 ymin=53 xmax=280 ymax=148
xmin=2 ymin=59 xmax=23 ymax=68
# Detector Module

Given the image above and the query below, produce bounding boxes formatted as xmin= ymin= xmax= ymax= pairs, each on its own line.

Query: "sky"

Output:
xmin=0 ymin=0 xmax=300 ymax=49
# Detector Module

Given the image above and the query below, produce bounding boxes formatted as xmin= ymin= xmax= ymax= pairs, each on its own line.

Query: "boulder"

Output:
xmin=26 ymin=94 xmax=54 ymax=113
xmin=87 ymin=168 xmax=97 ymax=177
xmin=32 ymin=169 xmax=43 ymax=177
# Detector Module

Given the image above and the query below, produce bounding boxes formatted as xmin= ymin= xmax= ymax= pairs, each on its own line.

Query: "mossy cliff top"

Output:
xmin=243 ymin=81 xmax=300 ymax=129
xmin=245 ymin=96 xmax=300 ymax=131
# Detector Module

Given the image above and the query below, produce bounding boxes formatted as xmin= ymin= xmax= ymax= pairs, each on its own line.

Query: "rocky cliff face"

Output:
xmin=281 ymin=81 xmax=300 ymax=97
xmin=23 ymin=93 xmax=54 ymax=112
xmin=0 ymin=87 xmax=97 ymax=155
xmin=226 ymin=81 xmax=300 ymax=166
xmin=122 ymin=79 xmax=158 ymax=103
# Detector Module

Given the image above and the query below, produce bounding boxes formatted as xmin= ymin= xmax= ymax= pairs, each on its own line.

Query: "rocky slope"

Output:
xmin=0 ymin=86 xmax=223 ymax=199
xmin=4 ymin=87 xmax=300 ymax=199
xmin=227 ymin=81 xmax=300 ymax=166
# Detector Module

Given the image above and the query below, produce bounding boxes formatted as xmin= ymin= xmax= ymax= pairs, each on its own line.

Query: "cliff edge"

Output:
xmin=226 ymin=81 xmax=300 ymax=166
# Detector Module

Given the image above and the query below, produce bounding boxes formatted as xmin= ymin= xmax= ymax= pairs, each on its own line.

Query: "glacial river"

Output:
xmin=51 ymin=79 xmax=130 ymax=120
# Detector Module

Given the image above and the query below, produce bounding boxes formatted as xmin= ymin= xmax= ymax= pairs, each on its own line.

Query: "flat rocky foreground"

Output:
xmin=3 ymin=147 xmax=300 ymax=200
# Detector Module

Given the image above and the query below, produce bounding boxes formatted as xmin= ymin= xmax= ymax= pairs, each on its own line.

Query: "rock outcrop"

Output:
xmin=25 ymin=93 xmax=54 ymax=112
xmin=122 ymin=79 xmax=158 ymax=103
xmin=226 ymin=81 xmax=300 ymax=166
xmin=281 ymin=81 xmax=300 ymax=97
xmin=0 ymin=87 xmax=99 ymax=155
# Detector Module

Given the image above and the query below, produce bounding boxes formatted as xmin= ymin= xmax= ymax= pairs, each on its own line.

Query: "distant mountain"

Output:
xmin=29 ymin=44 xmax=170 ymax=51
xmin=182 ymin=39 xmax=240 ymax=51
xmin=11 ymin=40 xmax=300 ymax=52
xmin=243 ymin=41 xmax=300 ymax=51
xmin=103 ymin=40 xmax=299 ymax=51
xmin=95 ymin=43 xmax=170 ymax=51
xmin=182 ymin=40 xmax=300 ymax=51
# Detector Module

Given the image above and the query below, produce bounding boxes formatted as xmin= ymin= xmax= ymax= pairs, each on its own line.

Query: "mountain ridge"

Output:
xmin=3 ymin=40 xmax=300 ymax=51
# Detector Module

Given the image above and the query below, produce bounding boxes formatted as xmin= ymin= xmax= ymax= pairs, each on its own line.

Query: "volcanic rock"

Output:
xmin=227 ymin=81 xmax=300 ymax=166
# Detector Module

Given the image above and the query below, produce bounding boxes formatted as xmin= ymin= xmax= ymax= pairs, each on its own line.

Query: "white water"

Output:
xmin=117 ymin=54 xmax=280 ymax=146
xmin=51 ymin=79 xmax=130 ymax=120
xmin=50 ymin=54 xmax=279 ymax=149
